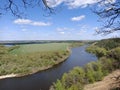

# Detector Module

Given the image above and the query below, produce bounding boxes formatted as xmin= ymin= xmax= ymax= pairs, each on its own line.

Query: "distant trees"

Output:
xmin=93 ymin=0 xmax=120 ymax=35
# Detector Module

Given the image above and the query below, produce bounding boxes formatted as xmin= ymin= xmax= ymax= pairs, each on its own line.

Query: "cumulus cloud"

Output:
xmin=47 ymin=0 xmax=102 ymax=8
xmin=67 ymin=0 xmax=101 ymax=9
xmin=47 ymin=0 xmax=116 ymax=9
xmin=71 ymin=15 xmax=85 ymax=21
xmin=14 ymin=19 xmax=51 ymax=26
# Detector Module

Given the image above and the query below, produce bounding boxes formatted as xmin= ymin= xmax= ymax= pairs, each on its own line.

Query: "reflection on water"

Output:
xmin=0 ymin=45 xmax=97 ymax=90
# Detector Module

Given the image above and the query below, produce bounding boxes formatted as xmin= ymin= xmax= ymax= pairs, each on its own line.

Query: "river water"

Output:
xmin=0 ymin=45 xmax=97 ymax=90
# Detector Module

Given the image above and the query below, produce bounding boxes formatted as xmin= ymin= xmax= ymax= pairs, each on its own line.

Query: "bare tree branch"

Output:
xmin=93 ymin=0 xmax=120 ymax=35
xmin=0 ymin=0 xmax=55 ymax=18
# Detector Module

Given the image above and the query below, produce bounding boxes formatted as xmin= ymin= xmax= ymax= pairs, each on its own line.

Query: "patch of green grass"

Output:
xmin=10 ymin=43 xmax=69 ymax=54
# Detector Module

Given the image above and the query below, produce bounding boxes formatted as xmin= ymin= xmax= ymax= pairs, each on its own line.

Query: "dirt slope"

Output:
xmin=84 ymin=70 xmax=120 ymax=90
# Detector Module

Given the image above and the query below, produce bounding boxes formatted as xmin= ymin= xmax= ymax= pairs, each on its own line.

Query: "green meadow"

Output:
xmin=10 ymin=43 xmax=69 ymax=54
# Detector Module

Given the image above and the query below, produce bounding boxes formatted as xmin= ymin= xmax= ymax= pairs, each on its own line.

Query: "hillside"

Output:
xmin=84 ymin=70 xmax=120 ymax=90
xmin=95 ymin=38 xmax=120 ymax=50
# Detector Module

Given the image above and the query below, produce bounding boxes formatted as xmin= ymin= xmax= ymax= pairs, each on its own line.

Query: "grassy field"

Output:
xmin=0 ymin=43 xmax=70 ymax=76
xmin=10 ymin=43 xmax=69 ymax=54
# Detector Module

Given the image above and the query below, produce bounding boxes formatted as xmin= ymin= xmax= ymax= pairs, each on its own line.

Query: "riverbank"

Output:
xmin=84 ymin=69 xmax=120 ymax=90
xmin=0 ymin=74 xmax=17 ymax=79
xmin=0 ymin=45 xmax=71 ymax=80
xmin=0 ymin=53 xmax=70 ymax=80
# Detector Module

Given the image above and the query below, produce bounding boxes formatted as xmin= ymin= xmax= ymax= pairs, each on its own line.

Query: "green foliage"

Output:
xmin=95 ymin=38 xmax=120 ymax=50
xmin=91 ymin=61 xmax=103 ymax=81
xmin=108 ymin=47 xmax=120 ymax=61
xmin=52 ymin=67 xmax=85 ymax=90
xmin=84 ymin=63 xmax=95 ymax=83
xmin=86 ymin=45 xmax=107 ymax=57
xmin=99 ymin=57 xmax=114 ymax=73
xmin=54 ymin=80 xmax=65 ymax=90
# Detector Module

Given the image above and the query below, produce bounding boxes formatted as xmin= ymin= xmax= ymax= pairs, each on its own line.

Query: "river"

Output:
xmin=0 ymin=45 xmax=97 ymax=90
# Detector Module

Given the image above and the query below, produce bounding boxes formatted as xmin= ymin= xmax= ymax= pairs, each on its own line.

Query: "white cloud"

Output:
xmin=14 ymin=19 xmax=31 ymax=24
xmin=47 ymin=0 xmax=101 ymax=8
xmin=47 ymin=0 xmax=65 ymax=7
xmin=47 ymin=0 xmax=116 ymax=9
xmin=67 ymin=0 xmax=101 ymax=9
xmin=71 ymin=15 xmax=85 ymax=21
xmin=14 ymin=19 xmax=51 ymax=26
xmin=59 ymin=31 xmax=65 ymax=34
xmin=56 ymin=27 xmax=75 ymax=31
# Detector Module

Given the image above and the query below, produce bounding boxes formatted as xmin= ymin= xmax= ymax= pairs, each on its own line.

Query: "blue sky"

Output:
xmin=0 ymin=0 xmax=119 ymax=40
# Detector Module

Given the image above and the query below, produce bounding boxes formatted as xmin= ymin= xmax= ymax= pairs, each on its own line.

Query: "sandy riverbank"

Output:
xmin=0 ymin=74 xmax=17 ymax=79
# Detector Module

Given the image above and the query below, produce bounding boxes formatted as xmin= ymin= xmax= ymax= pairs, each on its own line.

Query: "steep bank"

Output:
xmin=84 ymin=70 xmax=120 ymax=90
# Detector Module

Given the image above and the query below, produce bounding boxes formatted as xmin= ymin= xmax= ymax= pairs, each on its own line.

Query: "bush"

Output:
xmin=86 ymin=45 xmax=107 ymax=58
xmin=108 ymin=47 xmax=120 ymax=61
xmin=99 ymin=57 xmax=114 ymax=73
xmin=53 ymin=80 xmax=65 ymax=90
xmin=84 ymin=63 xmax=95 ymax=83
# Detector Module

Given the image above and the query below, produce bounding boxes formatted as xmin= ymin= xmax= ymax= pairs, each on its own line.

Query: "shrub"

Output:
xmin=84 ymin=63 xmax=95 ymax=83
xmin=53 ymin=80 xmax=65 ymax=90
xmin=86 ymin=45 xmax=107 ymax=58
xmin=108 ymin=47 xmax=120 ymax=62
